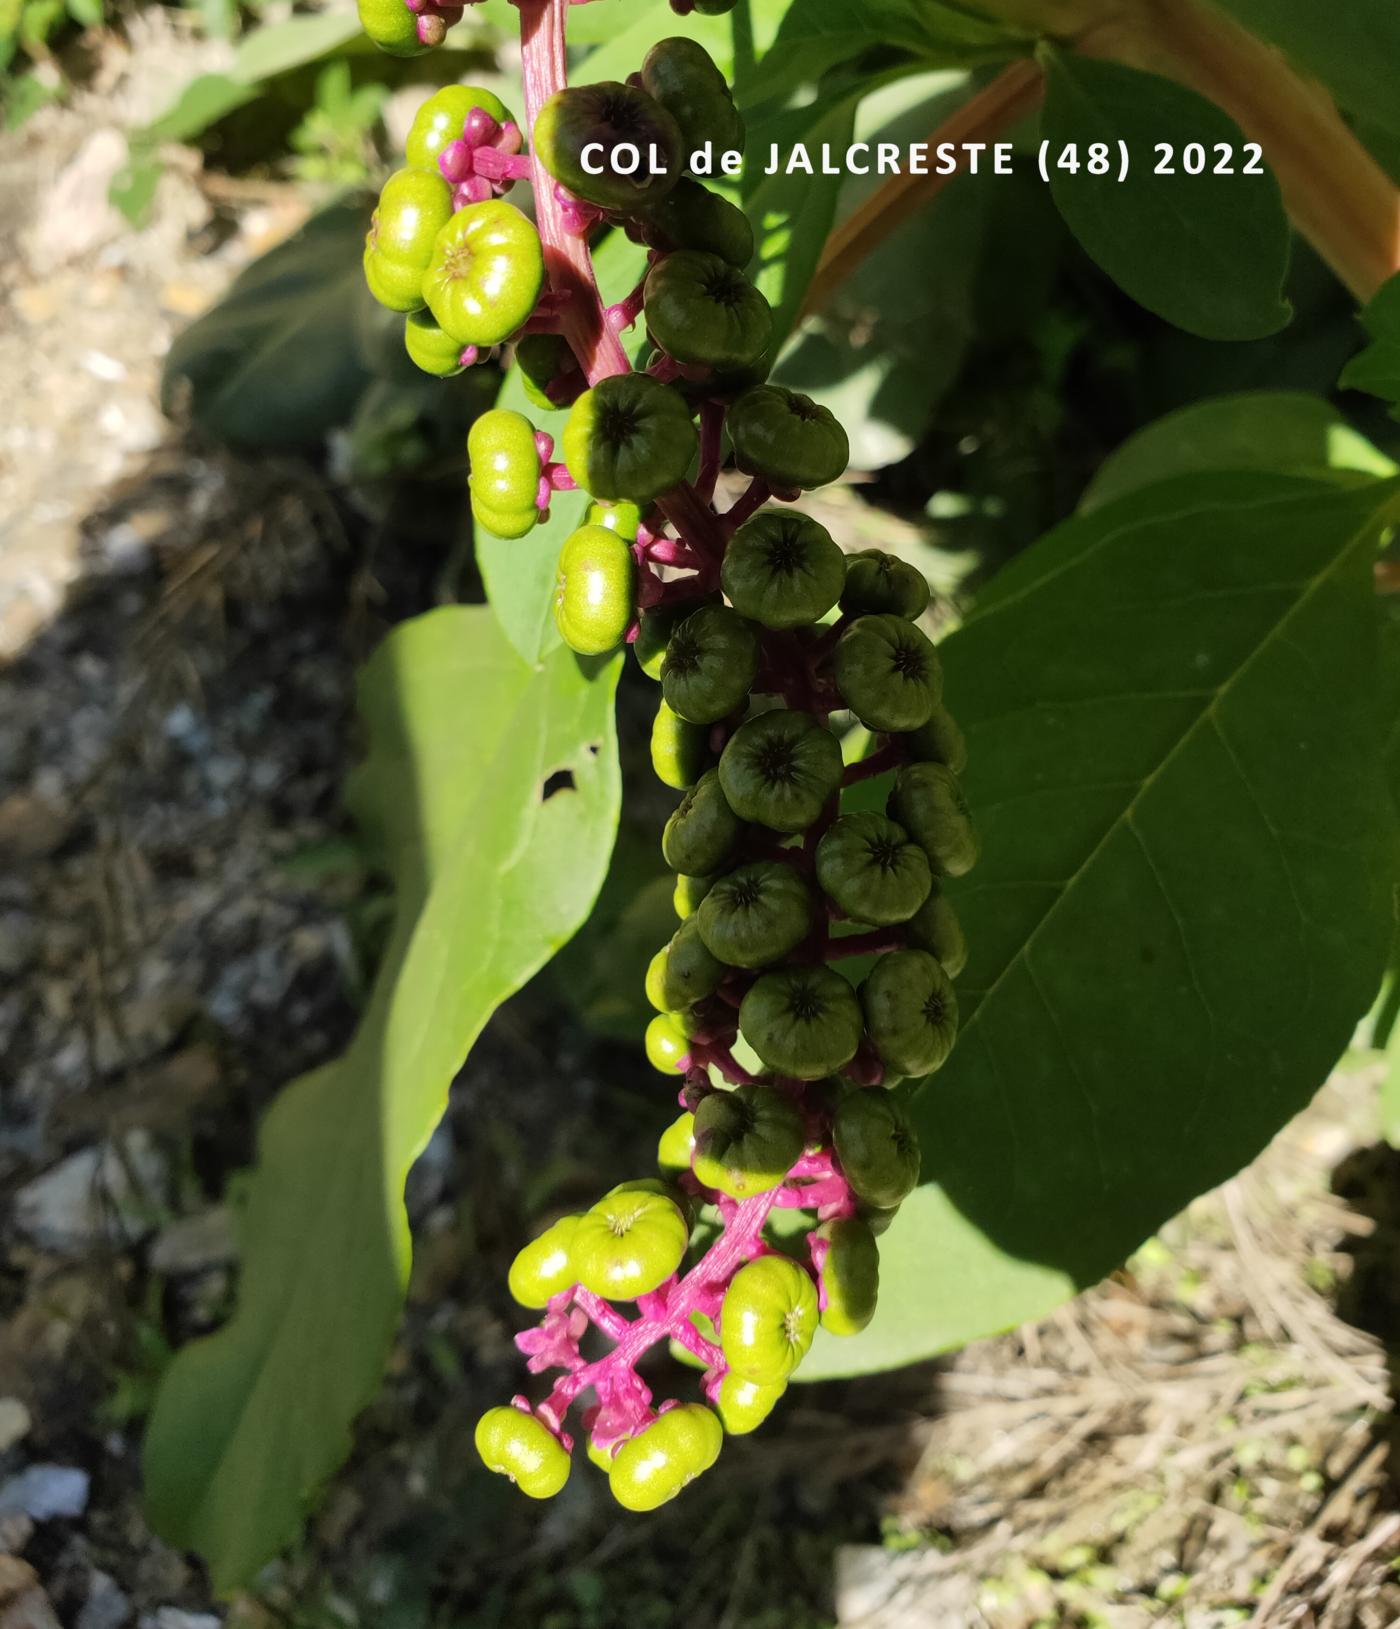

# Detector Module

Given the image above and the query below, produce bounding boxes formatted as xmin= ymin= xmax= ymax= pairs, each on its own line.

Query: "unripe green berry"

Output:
xmin=644 ymin=251 xmax=771 ymax=372
xmin=661 ymin=605 xmax=761 ymax=725
xmin=651 ymin=698 xmax=711 ymax=790
xmin=553 ymin=523 xmax=636 ymax=655
xmin=640 ymin=37 xmax=744 ymax=158
xmin=634 ymin=605 xmax=682 ymax=680
xmin=691 ymin=1083 xmax=804 ymax=1198
xmin=673 ymin=872 xmax=715 ymax=918
xmin=833 ymin=614 xmax=942 ymax=733
xmin=468 ymin=407 xmax=540 ymax=540
xmin=534 ymin=82 xmax=684 ymax=213
xmin=715 ymin=1372 xmax=785 ymax=1434
xmin=639 ymin=178 xmax=754 ymax=268
xmin=571 ymin=1185 xmax=690 ymax=1298
xmin=718 ymin=709 xmax=843 ymax=833
xmin=727 ymin=385 xmax=848 ymax=490
xmin=507 ymin=1212 xmax=581 ymax=1309
xmin=904 ymin=883 xmax=967 ymax=976
xmin=860 ymin=948 xmax=958 ymax=1076
xmin=645 ymin=1010 xmax=694 ymax=1074
xmin=656 ymin=1109 xmax=696 ymax=1175
xmin=888 ymin=761 xmax=978 ymax=877
xmin=404 ymin=309 xmax=466 ymax=377
xmin=563 ymin=373 xmax=698 ymax=505
xmin=696 ymin=859 xmax=814 ymax=968
xmin=833 ymin=1089 xmax=920 ymax=1208
xmin=721 ymin=1255 xmax=818 ymax=1384
xmin=406 ymin=85 xmax=510 ymax=169
xmin=815 ymin=811 xmax=931 ymax=927
xmin=653 ymin=914 xmax=727 ymax=1008
xmin=475 ymin=1407 xmax=571 ymax=1498
xmin=815 ymin=1217 xmax=879 ymax=1335
xmin=608 ymin=1404 xmax=723 ymax=1511
xmin=721 ymin=511 xmax=845 ymax=630
xmin=662 ymin=767 xmax=743 ymax=876
xmin=904 ymin=703 xmax=967 ymax=774
xmin=422 ymin=200 xmax=544 ymax=347
xmin=739 ymin=964 xmax=864 ymax=1079
xmin=840 ymin=549 xmax=931 ymax=620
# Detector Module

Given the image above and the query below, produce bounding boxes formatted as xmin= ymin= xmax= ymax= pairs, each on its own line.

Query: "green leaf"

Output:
xmin=1081 ymin=390 xmax=1395 ymax=512
xmin=1040 ymin=49 xmax=1291 ymax=341
xmin=143 ymin=607 xmax=623 ymax=1589
xmin=1210 ymin=0 xmax=1400 ymax=140
xmin=161 ymin=200 xmax=375 ymax=448
xmin=144 ymin=73 xmax=256 ymax=143
xmin=740 ymin=0 xmax=1025 ymax=103
xmin=1340 ymin=273 xmax=1400 ymax=418
xmin=229 ymin=9 xmax=364 ymax=83
xmin=745 ymin=91 xmax=863 ymax=354
xmin=801 ymin=473 xmax=1400 ymax=1377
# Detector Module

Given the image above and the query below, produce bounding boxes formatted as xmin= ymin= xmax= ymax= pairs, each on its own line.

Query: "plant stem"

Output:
xmin=803 ymin=60 xmax=1046 ymax=318
xmin=516 ymin=0 xmax=630 ymax=383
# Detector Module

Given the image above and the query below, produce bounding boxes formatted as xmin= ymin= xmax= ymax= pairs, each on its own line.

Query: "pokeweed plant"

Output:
xmin=143 ymin=0 xmax=1400 ymax=1588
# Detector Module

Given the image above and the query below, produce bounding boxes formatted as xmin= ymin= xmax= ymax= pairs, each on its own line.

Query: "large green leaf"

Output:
xmin=1210 ymin=0 xmax=1400 ymax=140
xmin=1080 ymin=390 xmax=1395 ymax=511
xmin=161 ymin=200 xmax=375 ymax=448
xmin=1040 ymin=49 xmax=1291 ymax=341
xmin=1340 ymin=273 xmax=1400 ymax=418
xmin=740 ymin=0 xmax=1025 ymax=104
xmin=143 ymin=608 xmax=623 ymax=1589
xmin=801 ymin=472 xmax=1400 ymax=1377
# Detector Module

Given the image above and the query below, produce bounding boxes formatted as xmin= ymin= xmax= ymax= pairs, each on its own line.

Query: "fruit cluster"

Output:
xmin=360 ymin=0 xmax=975 ymax=1512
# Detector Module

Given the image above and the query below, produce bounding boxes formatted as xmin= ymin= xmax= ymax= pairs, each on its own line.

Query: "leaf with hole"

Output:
xmin=1040 ymin=48 xmax=1291 ymax=341
xmin=800 ymin=472 xmax=1400 ymax=1377
xmin=143 ymin=607 xmax=623 ymax=1588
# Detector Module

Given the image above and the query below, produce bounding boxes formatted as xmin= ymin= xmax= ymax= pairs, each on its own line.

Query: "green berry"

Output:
xmin=423 ymin=200 xmax=544 ymax=347
xmin=507 ymin=1213 xmax=581 ymax=1309
xmin=608 ymin=1404 xmax=722 ymax=1511
xmin=363 ymin=167 xmax=454 ymax=313
xmin=904 ymin=704 xmax=967 ymax=774
xmin=404 ymin=309 xmax=466 ymax=377
xmin=721 ymin=511 xmax=845 ymax=630
xmin=515 ymin=332 xmax=581 ymax=411
xmin=721 ymin=1255 xmax=818 ymax=1384
xmin=739 ymin=965 xmax=864 ymax=1079
xmin=860 ymin=948 xmax=958 ymax=1076
xmin=644 ymin=251 xmax=771 ymax=371
xmin=662 ymin=767 xmax=743 ymax=876
xmin=815 ymin=812 xmax=931 ymax=927
xmin=674 ymin=872 xmax=715 ymax=918
xmin=696 ymin=859 xmax=814 ymax=968
xmin=651 ymin=698 xmax=711 ymax=791
xmin=358 ymin=0 xmax=428 ymax=58
xmin=715 ymin=1372 xmax=785 ymax=1434
xmin=840 ymin=549 xmax=930 ymax=620
xmin=815 ymin=1217 xmax=879 ymax=1335
xmin=691 ymin=1083 xmax=804 ymax=1198
xmin=534 ymin=82 xmax=683 ymax=212
xmin=634 ymin=604 xmax=682 ymax=680
xmin=639 ymin=37 xmax=744 ymax=158
xmin=571 ymin=1185 xmax=690 ymax=1298
xmin=656 ymin=1109 xmax=696 ymax=1175
xmin=563 ymin=373 xmax=698 ymax=505
xmin=475 ymin=1407 xmax=571 ymax=1498
xmin=727 ymin=385 xmax=848 ymax=490
xmin=832 ymin=1089 xmax=920 ymax=1208
xmin=888 ymin=761 xmax=978 ymax=877
xmin=553 ymin=523 xmax=636 ymax=655
xmin=661 ymin=604 xmax=761 ymax=725
xmin=652 ymin=914 xmax=727 ymax=1008
xmin=639 ymin=178 xmax=754 ymax=267
xmin=833 ymin=614 xmax=941 ymax=733
xmin=645 ymin=1011 xmax=694 ymax=1074
xmin=585 ymin=499 xmax=643 ymax=540
xmin=405 ymin=85 xmax=510 ymax=169
xmin=718 ymin=709 xmax=843 ymax=833
xmin=468 ymin=408 xmax=540 ymax=539
xmin=904 ymin=883 xmax=967 ymax=975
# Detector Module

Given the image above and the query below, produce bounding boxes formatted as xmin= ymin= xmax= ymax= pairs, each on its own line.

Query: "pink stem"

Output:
xmin=842 ymin=739 xmax=905 ymax=785
xmin=517 ymin=0 xmax=629 ymax=385
xmin=722 ymin=478 xmax=771 ymax=535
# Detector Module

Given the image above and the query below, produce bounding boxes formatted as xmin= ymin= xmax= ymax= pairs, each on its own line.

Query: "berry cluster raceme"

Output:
xmin=361 ymin=0 xmax=975 ymax=1512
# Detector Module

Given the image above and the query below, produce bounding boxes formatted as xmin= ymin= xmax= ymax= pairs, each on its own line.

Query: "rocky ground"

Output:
xmin=2 ymin=18 xmax=1400 ymax=1629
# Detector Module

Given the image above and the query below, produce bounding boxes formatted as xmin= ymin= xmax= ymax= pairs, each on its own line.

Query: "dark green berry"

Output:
xmin=662 ymin=767 xmax=743 ymax=875
xmin=721 ymin=511 xmax=844 ymax=630
xmin=739 ymin=965 xmax=864 ymax=1079
xmin=718 ymin=709 xmax=843 ymax=833
xmin=696 ymin=859 xmax=814 ymax=968
xmin=860 ymin=948 xmax=958 ymax=1076
xmin=661 ymin=605 xmax=760 ymax=725
xmin=815 ymin=812 xmax=931 ymax=927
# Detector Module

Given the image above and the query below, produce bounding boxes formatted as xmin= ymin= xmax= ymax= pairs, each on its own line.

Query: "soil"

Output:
xmin=2 ymin=20 xmax=1400 ymax=1629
